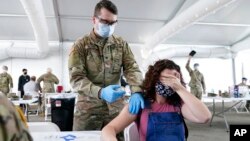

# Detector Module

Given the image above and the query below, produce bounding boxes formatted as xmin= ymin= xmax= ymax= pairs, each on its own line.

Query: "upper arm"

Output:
xmin=37 ymin=75 xmax=43 ymax=83
xmin=68 ymin=41 xmax=87 ymax=82
xmin=185 ymin=62 xmax=192 ymax=74
xmin=105 ymin=104 xmax=137 ymax=134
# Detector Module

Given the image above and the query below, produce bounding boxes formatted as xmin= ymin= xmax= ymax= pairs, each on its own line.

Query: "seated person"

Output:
xmin=24 ymin=76 xmax=40 ymax=98
xmin=101 ymin=59 xmax=211 ymax=141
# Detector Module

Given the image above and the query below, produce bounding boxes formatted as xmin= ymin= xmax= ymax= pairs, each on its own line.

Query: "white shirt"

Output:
xmin=24 ymin=80 xmax=39 ymax=97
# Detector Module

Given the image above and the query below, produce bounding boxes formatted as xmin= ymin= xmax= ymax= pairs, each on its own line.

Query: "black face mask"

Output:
xmin=155 ymin=81 xmax=175 ymax=98
xmin=24 ymin=72 xmax=27 ymax=75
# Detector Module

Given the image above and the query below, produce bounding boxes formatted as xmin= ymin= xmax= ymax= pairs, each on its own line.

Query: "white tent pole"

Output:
xmin=231 ymin=58 xmax=236 ymax=85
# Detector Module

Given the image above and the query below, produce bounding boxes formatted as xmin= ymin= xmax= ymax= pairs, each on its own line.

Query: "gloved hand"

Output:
xmin=101 ymin=85 xmax=125 ymax=103
xmin=129 ymin=93 xmax=145 ymax=115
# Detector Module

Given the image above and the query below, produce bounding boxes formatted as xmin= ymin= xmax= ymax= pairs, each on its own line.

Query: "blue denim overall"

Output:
xmin=146 ymin=112 xmax=185 ymax=141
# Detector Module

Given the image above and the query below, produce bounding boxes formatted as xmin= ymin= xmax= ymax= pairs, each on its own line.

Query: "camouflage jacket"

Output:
xmin=68 ymin=30 xmax=143 ymax=98
xmin=0 ymin=72 xmax=13 ymax=88
xmin=0 ymin=94 xmax=33 ymax=141
xmin=37 ymin=73 xmax=59 ymax=93
xmin=186 ymin=60 xmax=206 ymax=91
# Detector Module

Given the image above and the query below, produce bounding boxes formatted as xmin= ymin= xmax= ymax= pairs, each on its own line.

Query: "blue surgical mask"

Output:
xmin=155 ymin=81 xmax=175 ymax=98
xmin=96 ymin=23 xmax=115 ymax=38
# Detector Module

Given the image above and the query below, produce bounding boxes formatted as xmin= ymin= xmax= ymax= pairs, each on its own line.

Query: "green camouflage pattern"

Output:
xmin=186 ymin=60 xmax=206 ymax=99
xmin=68 ymin=31 xmax=143 ymax=130
xmin=0 ymin=93 xmax=33 ymax=141
xmin=0 ymin=72 xmax=13 ymax=95
xmin=37 ymin=73 xmax=59 ymax=93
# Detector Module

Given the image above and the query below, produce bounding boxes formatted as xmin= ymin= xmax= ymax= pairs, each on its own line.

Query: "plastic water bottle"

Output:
xmin=234 ymin=85 xmax=239 ymax=98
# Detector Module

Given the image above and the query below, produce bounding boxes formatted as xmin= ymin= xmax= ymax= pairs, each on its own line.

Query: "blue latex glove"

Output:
xmin=101 ymin=85 xmax=125 ymax=103
xmin=129 ymin=93 xmax=145 ymax=114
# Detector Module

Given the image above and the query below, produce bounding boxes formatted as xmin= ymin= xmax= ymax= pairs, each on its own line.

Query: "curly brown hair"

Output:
xmin=143 ymin=59 xmax=186 ymax=106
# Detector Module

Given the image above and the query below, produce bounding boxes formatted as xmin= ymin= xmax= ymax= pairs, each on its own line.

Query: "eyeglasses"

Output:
xmin=95 ymin=16 xmax=118 ymax=26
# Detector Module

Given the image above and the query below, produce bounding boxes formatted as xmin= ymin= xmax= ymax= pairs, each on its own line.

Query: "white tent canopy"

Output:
xmin=1 ymin=0 xmax=250 ymax=59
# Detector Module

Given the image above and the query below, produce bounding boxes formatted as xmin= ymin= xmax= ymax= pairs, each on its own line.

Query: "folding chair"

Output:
xmin=124 ymin=122 xmax=140 ymax=141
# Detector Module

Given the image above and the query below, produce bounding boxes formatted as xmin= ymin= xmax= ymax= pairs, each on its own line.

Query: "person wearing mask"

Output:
xmin=18 ymin=68 xmax=30 ymax=98
xmin=186 ymin=56 xmax=206 ymax=99
xmin=68 ymin=0 xmax=144 ymax=132
xmin=101 ymin=59 xmax=211 ymax=141
xmin=37 ymin=68 xmax=59 ymax=93
xmin=0 ymin=65 xmax=13 ymax=95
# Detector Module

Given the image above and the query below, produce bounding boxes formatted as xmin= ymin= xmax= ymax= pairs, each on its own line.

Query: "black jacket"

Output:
xmin=18 ymin=75 xmax=30 ymax=91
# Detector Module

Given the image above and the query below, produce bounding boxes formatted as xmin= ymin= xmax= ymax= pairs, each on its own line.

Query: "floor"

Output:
xmin=28 ymin=101 xmax=250 ymax=141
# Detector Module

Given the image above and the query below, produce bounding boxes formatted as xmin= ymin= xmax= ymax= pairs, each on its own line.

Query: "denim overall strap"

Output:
xmin=146 ymin=112 xmax=185 ymax=141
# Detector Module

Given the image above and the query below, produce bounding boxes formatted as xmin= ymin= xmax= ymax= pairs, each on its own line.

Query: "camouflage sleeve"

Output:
xmin=8 ymin=74 xmax=13 ymax=88
xmin=201 ymin=74 xmax=206 ymax=91
xmin=185 ymin=60 xmax=192 ymax=74
xmin=0 ymin=95 xmax=33 ymax=141
xmin=68 ymin=41 xmax=101 ymax=98
xmin=53 ymin=75 xmax=59 ymax=84
xmin=36 ymin=75 xmax=43 ymax=90
xmin=37 ymin=75 xmax=43 ymax=84
xmin=122 ymin=41 xmax=143 ymax=93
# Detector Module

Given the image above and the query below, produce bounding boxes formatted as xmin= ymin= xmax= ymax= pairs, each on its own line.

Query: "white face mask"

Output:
xmin=194 ymin=66 xmax=199 ymax=70
xmin=96 ymin=23 xmax=115 ymax=38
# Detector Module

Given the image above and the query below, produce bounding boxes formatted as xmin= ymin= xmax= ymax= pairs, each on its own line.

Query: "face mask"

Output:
xmin=194 ymin=66 xmax=199 ymax=70
xmin=155 ymin=81 xmax=175 ymax=98
xmin=24 ymin=72 xmax=27 ymax=75
xmin=96 ymin=23 xmax=115 ymax=38
xmin=2 ymin=70 xmax=7 ymax=73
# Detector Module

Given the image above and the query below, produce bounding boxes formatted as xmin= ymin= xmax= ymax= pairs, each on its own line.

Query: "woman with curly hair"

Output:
xmin=101 ymin=59 xmax=211 ymax=141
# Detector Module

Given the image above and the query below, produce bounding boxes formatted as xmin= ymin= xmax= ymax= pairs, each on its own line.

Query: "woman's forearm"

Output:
xmin=177 ymin=86 xmax=211 ymax=123
xmin=101 ymin=126 xmax=117 ymax=141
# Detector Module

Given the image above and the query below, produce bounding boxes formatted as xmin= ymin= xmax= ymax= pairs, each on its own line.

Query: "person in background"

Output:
xmin=24 ymin=76 xmax=40 ymax=98
xmin=101 ymin=59 xmax=211 ymax=141
xmin=0 ymin=65 xmax=13 ymax=95
xmin=37 ymin=68 xmax=59 ymax=93
xmin=237 ymin=77 xmax=250 ymax=109
xmin=18 ymin=68 xmax=30 ymax=98
xmin=68 ymin=0 xmax=144 ymax=133
xmin=24 ymin=76 xmax=42 ymax=114
xmin=0 ymin=92 xmax=33 ymax=141
xmin=186 ymin=56 xmax=206 ymax=99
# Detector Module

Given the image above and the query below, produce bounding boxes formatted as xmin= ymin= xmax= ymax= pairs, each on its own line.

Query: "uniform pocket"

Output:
xmin=86 ymin=48 xmax=102 ymax=73
xmin=112 ymin=46 xmax=123 ymax=73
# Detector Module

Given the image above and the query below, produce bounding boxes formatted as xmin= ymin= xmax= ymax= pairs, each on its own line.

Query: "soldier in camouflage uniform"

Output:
xmin=37 ymin=68 xmax=59 ymax=93
xmin=0 ymin=93 xmax=33 ymax=141
xmin=37 ymin=68 xmax=59 ymax=113
xmin=68 ymin=0 xmax=144 ymax=131
xmin=0 ymin=66 xmax=13 ymax=95
xmin=186 ymin=56 xmax=206 ymax=99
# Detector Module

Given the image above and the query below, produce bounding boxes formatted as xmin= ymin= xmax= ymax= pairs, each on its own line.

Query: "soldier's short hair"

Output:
xmin=94 ymin=0 xmax=118 ymax=17
xmin=2 ymin=65 xmax=8 ymax=71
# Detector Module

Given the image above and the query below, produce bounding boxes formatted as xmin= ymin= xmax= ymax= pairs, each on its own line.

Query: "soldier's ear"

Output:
xmin=92 ymin=16 xmax=97 ymax=24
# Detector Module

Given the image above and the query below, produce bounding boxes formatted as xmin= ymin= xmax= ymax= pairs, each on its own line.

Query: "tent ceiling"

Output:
xmin=0 ymin=0 xmax=250 ymax=48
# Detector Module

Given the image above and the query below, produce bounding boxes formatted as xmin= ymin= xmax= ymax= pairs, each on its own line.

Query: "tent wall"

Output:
xmin=0 ymin=43 xmax=238 ymax=94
